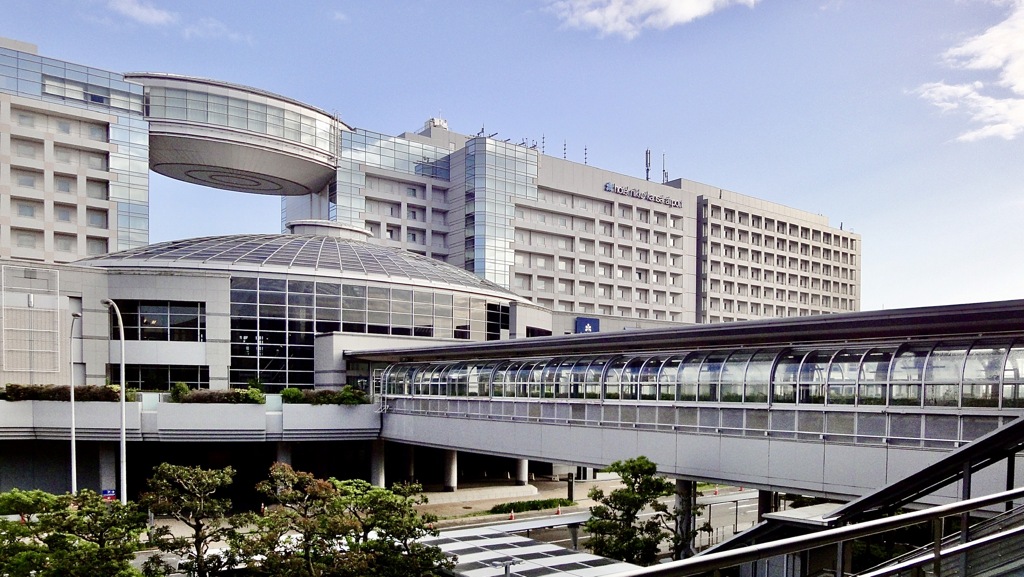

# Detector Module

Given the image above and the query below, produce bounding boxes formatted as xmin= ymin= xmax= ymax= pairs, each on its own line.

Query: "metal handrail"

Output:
xmin=607 ymin=487 xmax=1024 ymax=577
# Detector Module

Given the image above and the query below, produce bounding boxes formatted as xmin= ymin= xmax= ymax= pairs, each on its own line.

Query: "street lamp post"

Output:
xmin=101 ymin=299 xmax=127 ymax=504
xmin=69 ymin=311 xmax=81 ymax=494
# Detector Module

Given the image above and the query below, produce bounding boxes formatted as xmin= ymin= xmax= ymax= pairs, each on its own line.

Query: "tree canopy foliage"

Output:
xmin=0 ymin=488 xmax=145 ymax=577
xmin=0 ymin=462 xmax=453 ymax=576
xmin=584 ymin=455 xmax=708 ymax=565
xmin=231 ymin=462 xmax=453 ymax=577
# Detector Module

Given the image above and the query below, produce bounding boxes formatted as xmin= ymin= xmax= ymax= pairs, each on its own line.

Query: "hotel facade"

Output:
xmin=0 ymin=37 xmax=861 ymax=393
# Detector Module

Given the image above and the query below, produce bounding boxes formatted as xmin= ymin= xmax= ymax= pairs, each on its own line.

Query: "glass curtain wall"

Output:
xmin=463 ymin=138 xmax=538 ymax=289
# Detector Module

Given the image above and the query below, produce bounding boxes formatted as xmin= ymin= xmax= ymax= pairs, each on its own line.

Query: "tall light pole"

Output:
xmin=69 ymin=311 xmax=81 ymax=494
xmin=101 ymin=299 xmax=127 ymax=504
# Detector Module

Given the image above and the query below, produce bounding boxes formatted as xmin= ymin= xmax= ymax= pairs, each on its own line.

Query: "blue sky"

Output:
xmin=4 ymin=0 xmax=1023 ymax=312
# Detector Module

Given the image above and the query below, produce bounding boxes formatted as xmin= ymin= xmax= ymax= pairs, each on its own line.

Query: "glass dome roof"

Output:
xmin=78 ymin=234 xmax=519 ymax=296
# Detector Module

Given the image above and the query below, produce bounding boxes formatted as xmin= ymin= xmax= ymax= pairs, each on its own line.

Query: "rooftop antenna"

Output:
xmin=541 ymin=135 xmax=545 ymax=155
xmin=563 ymin=140 xmax=567 ymax=159
xmin=662 ymin=152 xmax=668 ymax=183
xmin=478 ymin=125 xmax=485 ymax=137
xmin=584 ymin=146 xmax=588 ymax=165
xmin=645 ymin=148 xmax=651 ymax=181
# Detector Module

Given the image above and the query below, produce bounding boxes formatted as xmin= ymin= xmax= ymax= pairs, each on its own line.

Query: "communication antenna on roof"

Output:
xmin=563 ymin=140 xmax=567 ymax=159
xmin=584 ymin=146 xmax=588 ymax=165
xmin=662 ymin=152 xmax=668 ymax=183
xmin=541 ymin=135 xmax=545 ymax=154
xmin=488 ymin=132 xmax=498 ymax=138
xmin=645 ymin=148 xmax=651 ymax=181
xmin=478 ymin=125 xmax=485 ymax=137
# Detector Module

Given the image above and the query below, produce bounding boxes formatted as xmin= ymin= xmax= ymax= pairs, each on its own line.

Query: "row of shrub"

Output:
xmin=488 ymin=498 xmax=575 ymax=514
xmin=281 ymin=385 xmax=368 ymax=405
xmin=2 ymin=383 xmax=369 ymax=406
xmin=1 ymin=384 xmax=133 ymax=402
xmin=170 ymin=382 xmax=266 ymax=404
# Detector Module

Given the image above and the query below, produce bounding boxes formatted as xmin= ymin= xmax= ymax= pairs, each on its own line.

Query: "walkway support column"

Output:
xmin=406 ymin=444 xmax=416 ymax=483
xmin=757 ymin=489 xmax=778 ymax=521
xmin=443 ymin=449 xmax=458 ymax=492
xmin=515 ymin=459 xmax=529 ymax=486
xmin=99 ymin=443 xmax=117 ymax=495
xmin=275 ymin=442 xmax=292 ymax=466
xmin=370 ymin=440 xmax=385 ymax=488
xmin=675 ymin=479 xmax=697 ymax=559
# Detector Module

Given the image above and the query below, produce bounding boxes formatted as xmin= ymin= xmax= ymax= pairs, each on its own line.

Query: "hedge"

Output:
xmin=280 ymin=385 xmax=368 ymax=405
xmin=178 ymin=387 xmax=266 ymax=404
xmin=3 ymin=384 xmax=128 ymax=402
xmin=488 ymin=498 xmax=576 ymax=514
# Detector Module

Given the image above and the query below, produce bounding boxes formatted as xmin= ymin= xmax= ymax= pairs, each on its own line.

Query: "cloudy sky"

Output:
xmin=3 ymin=0 xmax=1023 ymax=311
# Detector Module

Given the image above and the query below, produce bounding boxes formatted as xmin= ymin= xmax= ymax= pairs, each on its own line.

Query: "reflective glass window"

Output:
xmin=890 ymin=345 xmax=930 ymax=405
xmin=698 ymin=352 xmax=726 ymax=401
xmin=678 ymin=353 xmax=703 ymax=401
xmin=827 ymin=349 xmax=864 ymax=404
xmin=923 ymin=343 xmax=967 ymax=406
xmin=744 ymin=350 xmax=776 ymax=403
xmin=859 ymin=348 xmax=894 ymax=405
xmin=797 ymin=350 xmax=832 ymax=404
xmin=963 ymin=342 xmax=1007 ymax=407
xmin=772 ymin=351 xmax=801 ymax=403
xmin=603 ymin=357 xmax=627 ymax=400
xmin=1003 ymin=342 xmax=1024 ymax=408
xmin=720 ymin=351 xmax=753 ymax=402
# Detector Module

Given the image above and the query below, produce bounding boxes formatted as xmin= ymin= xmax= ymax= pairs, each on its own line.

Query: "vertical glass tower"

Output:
xmin=462 ymin=138 xmax=538 ymax=289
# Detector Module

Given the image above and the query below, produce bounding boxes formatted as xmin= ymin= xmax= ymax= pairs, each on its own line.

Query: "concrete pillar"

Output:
xmin=275 ymin=442 xmax=293 ymax=466
xmin=370 ymin=440 xmax=385 ymax=488
xmin=443 ymin=449 xmax=458 ymax=492
xmin=406 ymin=444 xmax=416 ymax=483
xmin=675 ymin=479 xmax=697 ymax=559
xmin=98 ymin=443 xmax=117 ymax=496
xmin=515 ymin=459 xmax=529 ymax=486
xmin=757 ymin=489 xmax=777 ymax=521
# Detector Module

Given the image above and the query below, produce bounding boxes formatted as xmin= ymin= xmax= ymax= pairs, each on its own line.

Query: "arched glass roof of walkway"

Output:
xmin=380 ymin=338 xmax=1024 ymax=409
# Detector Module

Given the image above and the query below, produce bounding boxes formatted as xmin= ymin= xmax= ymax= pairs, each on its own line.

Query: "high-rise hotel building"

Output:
xmin=1 ymin=38 xmax=860 ymax=332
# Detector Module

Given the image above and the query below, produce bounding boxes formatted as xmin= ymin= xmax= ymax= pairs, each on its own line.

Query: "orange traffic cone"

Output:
xmin=556 ymin=505 xmax=562 ymax=515
xmin=714 ymin=486 xmax=719 ymax=496
xmin=509 ymin=510 xmax=515 ymax=520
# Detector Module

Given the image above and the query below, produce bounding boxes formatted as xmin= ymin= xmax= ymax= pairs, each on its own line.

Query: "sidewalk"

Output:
xmin=416 ymin=478 xmax=623 ymax=528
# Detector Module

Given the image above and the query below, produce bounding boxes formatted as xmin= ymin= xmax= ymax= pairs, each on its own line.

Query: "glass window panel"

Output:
xmin=859 ymin=348 xmax=895 ymax=405
xmin=827 ymin=349 xmax=864 ymax=404
xmin=772 ymin=351 xmax=802 ymax=403
xmin=698 ymin=352 xmax=727 ymax=401
xmin=798 ymin=350 xmax=831 ymax=404
xmin=720 ymin=351 xmax=752 ymax=402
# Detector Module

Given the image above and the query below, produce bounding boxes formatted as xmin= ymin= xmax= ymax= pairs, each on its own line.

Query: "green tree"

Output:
xmin=38 ymin=489 xmax=147 ymax=577
xmin=232 ymin=463 xmax=453 ymax=577
xmin=0 ymin=488 xmax=145 ymax=577
xmin=140 ymin=464 xmax=238 ymax=577
xmin=584 ymin=456 xmax=677 ymax=566
xmin=0 ymin=488 xmax=54 ymax=576
xmin=334 ymin=479 xmax=452 ymax=577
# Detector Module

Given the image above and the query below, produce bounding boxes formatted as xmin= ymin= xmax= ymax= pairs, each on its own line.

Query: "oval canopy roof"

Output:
xmin=78 ymin=234 xmax=524 ymax=298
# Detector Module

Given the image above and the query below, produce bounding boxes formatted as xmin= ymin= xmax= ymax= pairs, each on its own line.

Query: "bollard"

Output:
xmin=567 ymin=472 xmax=575 ymax=502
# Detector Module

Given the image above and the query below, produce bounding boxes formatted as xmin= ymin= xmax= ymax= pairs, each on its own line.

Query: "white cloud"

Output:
xmin=183 ymin=17 xmax=253 ymax=45
xmin=918 ymin=0 xmax=1024 ymax=141
xmin=107 ymin=0 xmax=177 ymax=25
xmin=332 ymin=10 xmax=349 ymax=22
xmin=547 ymin=0 xmax=760 ymax=39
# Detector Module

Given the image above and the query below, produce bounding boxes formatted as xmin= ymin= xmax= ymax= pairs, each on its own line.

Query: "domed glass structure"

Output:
xmin=80 ymin=234 xmax=532 ymax=388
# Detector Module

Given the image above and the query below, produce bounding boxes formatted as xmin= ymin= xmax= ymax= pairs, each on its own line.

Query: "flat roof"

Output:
xmin=352 ymin=299 xmax=1024 ymax=362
